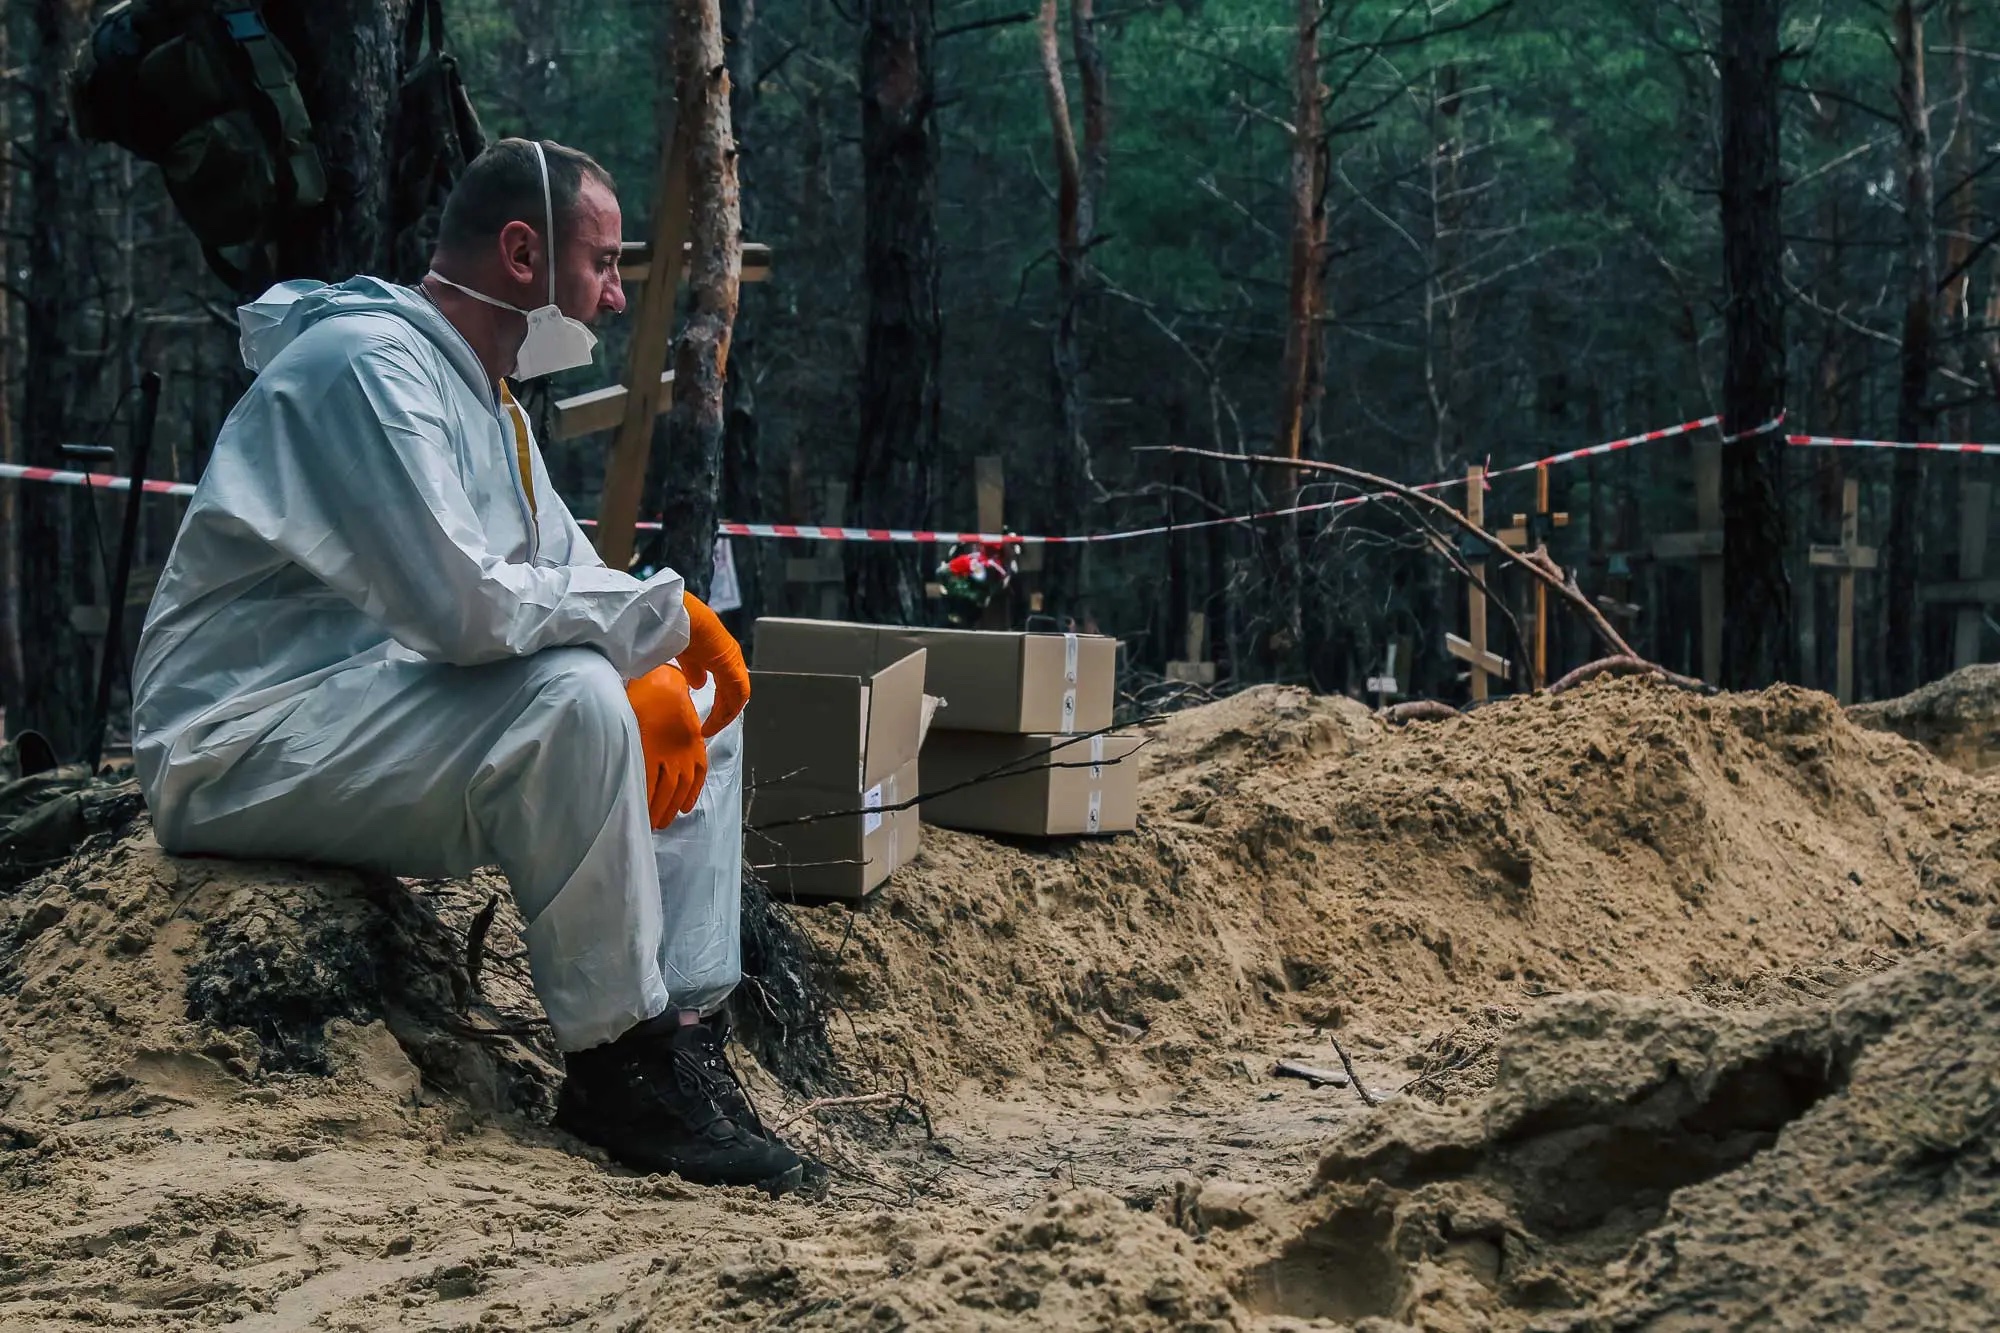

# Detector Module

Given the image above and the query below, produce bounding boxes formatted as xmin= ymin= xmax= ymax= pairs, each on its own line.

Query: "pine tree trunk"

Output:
xmin=1717 ymin=0 xmax=1790 ymax=688
xmin=1883 ymin=0 xmax=1936 ymax=694
xmin=0 ymin=10 xmax=24 ymax=722
xmin=1270 ymin=0 xmax=1323 ymax=675
xmin=657 ymin=0 xmax=742 ymax=597
xmin=19 ymin=0 xmax=91 ymax=756
xmin=851 ymin=0 xmax=940 ymax=624
xmin=1037 ymin=0 xmax=1089 ymax=619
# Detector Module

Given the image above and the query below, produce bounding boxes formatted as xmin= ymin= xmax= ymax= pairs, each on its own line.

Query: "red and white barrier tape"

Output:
xmin=36 ymin=412 xmax=1971 ymax=546
xmin=710 ymin=413 xmax=1743 ymax=544
xmin=1787 ymin=433 xmax=2000 ymax=457
xmin=0 ymin=461 xmax=196 ymax=497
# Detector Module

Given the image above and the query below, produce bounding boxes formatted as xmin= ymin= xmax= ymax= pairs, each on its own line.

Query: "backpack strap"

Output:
xmin=402 ymin=0 xmax=448 ymax=69
xmin=213 ymin=1 xmax=326 ymax=211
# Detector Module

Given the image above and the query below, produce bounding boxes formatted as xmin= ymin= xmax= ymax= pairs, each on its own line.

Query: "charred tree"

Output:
xmin=851 ymin=0 xmax=940 ymax=625
xmin=1882 ymin=0 xmax=1937 ymax=694
xmin=656 ymin=0 xmax=743 ymax=595
xmin=0 ymin=10 xmax=23 ymax=718
xmin=1717 ymin=0 xmax=1790 ymax=688
xmin=19 ymin=0 xmax=92 ymax=756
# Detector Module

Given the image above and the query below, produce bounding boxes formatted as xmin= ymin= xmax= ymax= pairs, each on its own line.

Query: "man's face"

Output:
xmin=553 ymin=177 xmax=626 ymax=327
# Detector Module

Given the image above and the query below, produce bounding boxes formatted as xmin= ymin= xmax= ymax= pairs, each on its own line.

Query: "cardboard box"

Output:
xmin=919 ymin=731 xmax=1142 ymax=837
xmin=749 ymin=757 xmax=920 ymax=900
xmin=744 ymin=624 xmax=929 ymax=898
xmin=754 ymin=618 xmax=1117 ymax=735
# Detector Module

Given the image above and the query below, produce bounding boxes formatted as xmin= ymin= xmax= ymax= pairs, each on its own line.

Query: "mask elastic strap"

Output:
xmin=533 ymin=140 xmax=556 ymax=309
xmin=425 ymin=270 xmax=527 ymax=316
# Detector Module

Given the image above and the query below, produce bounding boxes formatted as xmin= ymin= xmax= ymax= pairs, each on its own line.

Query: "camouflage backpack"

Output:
xmin=386 ymin=0 xmax=488 ymax=282
xmin=70 ymin=0 xmax=326 ymax=292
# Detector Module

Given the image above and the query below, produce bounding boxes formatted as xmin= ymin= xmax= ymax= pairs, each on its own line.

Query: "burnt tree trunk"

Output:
xmin=851 ymin=0 xmax=940 ymax=625
xmin=657 ymin=0 xmax=743 ymax=596
xmin=1717 ymin=0 xmax=1790 ymax=688
xmin=0 ymin=9 xmax=23 ymax=721
xmin=1883 ymin=0 xmax=1937 ymax=694
xmin=19 ymin=0 xmax=91 ymax=756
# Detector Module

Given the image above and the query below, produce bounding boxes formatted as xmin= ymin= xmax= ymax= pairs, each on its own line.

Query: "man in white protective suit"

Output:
xmin=131 ymin=138 xmax=804 ymax=1195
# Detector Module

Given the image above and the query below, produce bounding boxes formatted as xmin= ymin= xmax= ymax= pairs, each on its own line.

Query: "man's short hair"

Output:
xmin=435 ymin=138 xmax=617 ymax=257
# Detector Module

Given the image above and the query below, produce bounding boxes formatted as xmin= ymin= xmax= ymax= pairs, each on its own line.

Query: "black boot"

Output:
xmin=684 ymin=1013 xmax=770 ymax=1138
xmin=556 ymin=1016 xmax=804 ymax=1195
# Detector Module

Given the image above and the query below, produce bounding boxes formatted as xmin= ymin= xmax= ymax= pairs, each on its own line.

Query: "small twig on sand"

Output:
xmin=1328 ymin=1036 xmax=1380 ymax=1107
xmin=773 ymin=1089 xmax=933 ymax=1136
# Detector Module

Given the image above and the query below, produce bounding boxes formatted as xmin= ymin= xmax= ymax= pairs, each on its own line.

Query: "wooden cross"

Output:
xmin=784 ymin=480 xmax=847 ymax=619
xmin=1446 ymin=464 xmax=1510 ymax=701
xmin=1648 ymin=439 xmax=1723 ymax=683
xmin=545 ymin=115 xmax=773 ymax=571
xmin=1918 ymin=480 xmax=1995 ymax=672
xmin=1365 ymin=635 xmax=1409 ymax=709
xmin=1497 ymin=464 xmax=1569 ymax=685
xmin=1166 ymin=610 xmax=1217 ymax=684
xmin=1808 ymin=478 xmax=1877 ymax=706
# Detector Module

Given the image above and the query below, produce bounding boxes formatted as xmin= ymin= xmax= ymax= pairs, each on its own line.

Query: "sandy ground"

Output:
xmin=2 ymin=677 xmax=1997 ymax=1330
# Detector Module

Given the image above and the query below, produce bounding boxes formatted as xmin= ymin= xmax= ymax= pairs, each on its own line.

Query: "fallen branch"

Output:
xmin=1549 ymin=654 xmax=1713 ymax=696
xmin=1146 ymin=444 xmax=1640 ymax=663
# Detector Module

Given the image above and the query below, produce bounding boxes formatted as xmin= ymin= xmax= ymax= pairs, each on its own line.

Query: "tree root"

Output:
xmin=1382 ymin=700 xmax=1462 ymax=725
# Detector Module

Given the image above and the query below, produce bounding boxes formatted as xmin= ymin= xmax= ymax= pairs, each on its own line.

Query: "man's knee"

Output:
xmin=515 ymin=648 xmax=640 ymax=767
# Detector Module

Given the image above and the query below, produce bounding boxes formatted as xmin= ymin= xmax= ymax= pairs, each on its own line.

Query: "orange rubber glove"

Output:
xmin=676 ymin=592 xmax=750 ymax=738
xmin=626 ymin=663 xmax=708 ymax=829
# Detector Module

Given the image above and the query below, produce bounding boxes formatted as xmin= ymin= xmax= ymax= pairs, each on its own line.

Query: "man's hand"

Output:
xmin=676 ymin=593 xmax=750 ymax=738
xmin=626 ymin=664 xmax=708 ymax=828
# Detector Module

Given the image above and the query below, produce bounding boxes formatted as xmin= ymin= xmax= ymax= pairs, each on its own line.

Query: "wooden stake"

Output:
xmin=1953 ymin=480 xmax=1991 ymax=670
xmin=1446 ymin=465 xmax=1509 ymax=700
xmin=1809 ymin=478 xmax=1877 ymax=705
xmin=594 ymin=116 xmax=694 ymax=571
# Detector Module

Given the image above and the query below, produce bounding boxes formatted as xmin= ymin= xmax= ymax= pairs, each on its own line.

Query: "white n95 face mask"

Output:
xmin=427 ymin=141 xmax=599 ymax=379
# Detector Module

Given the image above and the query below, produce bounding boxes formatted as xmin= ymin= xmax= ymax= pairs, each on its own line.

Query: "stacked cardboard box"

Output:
xmin=892 ymin=625 xmax=1139 ymax=838
xmin=743 ymin=620 xmax=931 ymax=899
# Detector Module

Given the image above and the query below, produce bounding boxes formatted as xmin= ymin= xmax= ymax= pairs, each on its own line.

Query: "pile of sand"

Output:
xmin=1851 ymin=663 xmax=2000 ymax=773
xmin=0 ymin=675 xmax=1996 ymax=1329
xmin=808 ymin=679 xmax=1998 ymax=1097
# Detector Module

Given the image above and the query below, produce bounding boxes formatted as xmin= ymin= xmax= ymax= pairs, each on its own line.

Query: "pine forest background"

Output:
xmin=3 ymin=0 xmax=1999 ymax=755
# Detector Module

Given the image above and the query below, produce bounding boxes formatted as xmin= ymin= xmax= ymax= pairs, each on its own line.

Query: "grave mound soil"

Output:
xmin=1851 ymin=662 xmax=2000 ymax=773
xmin=0 ymin=676 xmax=1992 ymax=1329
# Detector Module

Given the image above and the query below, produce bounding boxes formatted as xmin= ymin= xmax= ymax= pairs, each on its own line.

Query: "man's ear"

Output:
xmin=497 ymin=219 xmax=540 ymax=286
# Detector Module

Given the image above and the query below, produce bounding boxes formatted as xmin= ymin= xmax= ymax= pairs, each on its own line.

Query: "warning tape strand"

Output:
xmin=24 ymin=414 xmax=1989 ymax=542
xmin=1787 ymin=433 xmax=2000 ymax=457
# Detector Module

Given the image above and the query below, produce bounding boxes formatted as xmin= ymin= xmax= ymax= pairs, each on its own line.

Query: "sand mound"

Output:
xmin=1851 ymin=663 xmax=2000 ymax=773
xmin=1 ymin=676 xmax=1997 ymax=1329
xmin=811 ymin=677 xmax=1999 ymax=1097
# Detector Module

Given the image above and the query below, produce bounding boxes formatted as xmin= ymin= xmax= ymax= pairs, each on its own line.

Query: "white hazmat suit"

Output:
xmin=132 ymin=277 xmax=743 ymax=1051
